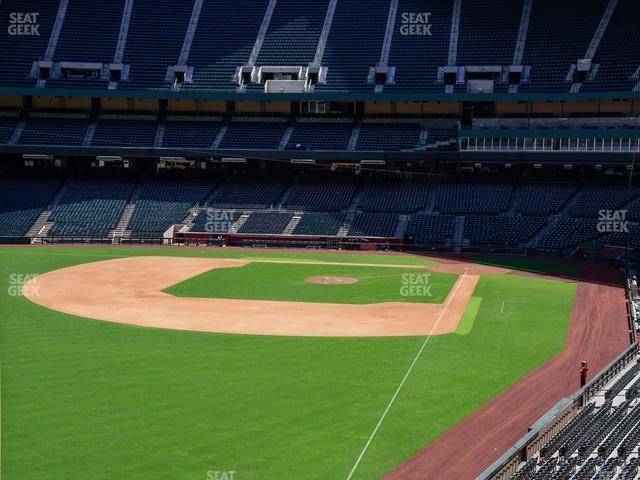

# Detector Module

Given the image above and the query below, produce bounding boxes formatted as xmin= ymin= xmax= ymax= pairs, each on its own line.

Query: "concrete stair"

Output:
xmin=278 ymin=126 xmax=294 ymax=150
xmin=26 ymin=210 xmax=54 ymax=238
xmin=275 ymin=178 xmax=297 ymax=207
xmin=26 ymin=180 xmax=70 ymax=238
xmin=453 ymin=216 xmax=465 ymax=252
xmin=211 ymin=126 xmax=227 ymax=149
xmin=338 ymin=210 xmax=356 ymax=237
xmin=527 ymin=215 xmax=558 ymax=248
xmin=179 ymin=207 xmax=201 ymax=233
xmin=424 ymin=183 xmax=439 ymax=214
xmin=282 ymin=213 xmax=303 ymax=235
xmin=394 ymin=214 xmax=410 ymax=238
xmin=228 ymin=213 xmax=251 ymax=233
xmin=347 ymin=127 xmax=360 ymax=151
xmin=110 ymin=203 xmax=135 ymax=239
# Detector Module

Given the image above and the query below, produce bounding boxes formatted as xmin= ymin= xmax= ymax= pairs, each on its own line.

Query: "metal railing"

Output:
xmin=478 ymin=342 xmax=638 ymax=480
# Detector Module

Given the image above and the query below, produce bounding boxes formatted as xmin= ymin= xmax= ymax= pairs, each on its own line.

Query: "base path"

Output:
xmin=23 ymin=256 xmax=479 ymax=337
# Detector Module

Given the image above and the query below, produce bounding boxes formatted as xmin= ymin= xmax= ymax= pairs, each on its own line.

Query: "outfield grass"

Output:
xmin=166 ymin=262 xmax=458 ymax=304
xmin=0 ymin=247 xmax=575 ymax=480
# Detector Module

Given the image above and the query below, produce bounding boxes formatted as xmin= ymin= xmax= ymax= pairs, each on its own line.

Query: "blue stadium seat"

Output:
xmin=208 ymin=178 xmax=288 ymax=209
xmin=356 ymin=123 xmax=421 ymax=151
xmin=0 ymin=0 xmax=58 ymax=87
xmin=46 ymin=0 xmax=125 ymax=89
xmin=0 ymin=179 xmax=60 ymax=236
xmin=520 ymin=0 xmax=608 ymax=91
xmin=293 ymin=212 xmax=343 ymax=236
xmin=49 ymin=180 xmax=133 ymax=236
xmin=315 ymin=0 xmax=390 ymax=91
xmin=219 ymin=122 xmax=286 ymax=149
xmin=92 ymin=119 xmax=157 ymax=147
xmin=457 ymin=0 xmax=523 ymax=66
xmin=18 ymin=117 xmax=88 ymax=146
xmin=119 ymin=0 xmax=193 ymax=90
xmin=162 ymin=121 xmax=221 ymax=149
xmin=405 ymin=214 xmax=455 ymax=245
xmin=128 ymin=182 xmax=213 ymax=237
xmin=359 ymin=181 xmax=429 ymax=212
xmin=436 ymin=183 xmax=513 ymax=214
xmin=583 ymin=0 xmax=640 ymax=92
xmin=517 ymin=184 xmax=577 ymax=215
xmin=184 ymin=0 xmax=270 ymax=90
xmin=237 ymin=211 xmax=293 ymax=234
xmin=0 ymin=117 xmax=19 ymax=144
xmin=387 ymin=0 xmax=451 ymax=91
xmin=348 ymin=212 xmax=398 ymax=237
xmin=255 ymin=0 xmax=330 ymax=66
xmin=287 ymin=122 xmax=352 ymax=150
xmin=285 ymin=179 xmax=356 ymax=211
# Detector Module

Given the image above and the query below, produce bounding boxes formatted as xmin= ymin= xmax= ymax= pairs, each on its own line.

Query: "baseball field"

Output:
xmin=0 ymin=246 xmax=627 ymax=480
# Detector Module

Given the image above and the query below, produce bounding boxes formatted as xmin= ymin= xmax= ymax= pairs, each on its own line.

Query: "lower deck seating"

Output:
xmin=348 ymin=213 xmax=398 ymax=237
xmin=7 ymin=176 xmax=640 ymax=253
xmin=293 ymin=213 xmax=344 ymax=236
xmin=49 ymin=181 xmax=133 ymax=236
xmin=464 ymin=216 xmax=547 ymax=246
xmin=0 ymin=179 xmax=60 ymax=236
xmin=358 ymin=181 xmax=429 ymax=211
xmin=237 ymin=212 xmax=293 ymax=234
xmin=537 ymin=217 xmax=599 ymax=250
xmin=602 ymin=223 xmax=640 ymax=250
xmin=511 ymin=361 xmax=640 ymax=480
xmin=208 ymin=179 xmax=287 ymax=208
xmin=405 ymin=214 xmax=455 ymax=245
xmin=570 ymin=185 xmax=640 ymax=217
xmin=127 ymin=182 xmax=213 ymax=236
xmin=285 ymin=179 xmax=356 ymax=210
xmin=437 ymin=183 xmax=513 ymax=214
xmin=190 ymin=209 xmax=239 ymax=233
xmin=518 ymin=183 xmax=578 ymax=215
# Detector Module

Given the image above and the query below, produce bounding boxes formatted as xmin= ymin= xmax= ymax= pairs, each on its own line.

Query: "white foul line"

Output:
xmin=345 ymin=270 xmax=469 ymax=480
xmin=500 ymin=301 xmax=505 ymax=313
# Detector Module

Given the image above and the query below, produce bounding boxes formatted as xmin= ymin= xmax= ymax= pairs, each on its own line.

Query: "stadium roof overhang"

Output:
xmin=1 ymin=86 xmax=639 ymax=102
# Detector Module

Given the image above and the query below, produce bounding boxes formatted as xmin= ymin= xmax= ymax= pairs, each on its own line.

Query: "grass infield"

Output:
xmin=0 ymin=247 xmax=575 ymax=480
xmin=165 ymin=262 xmax=458 ymax=304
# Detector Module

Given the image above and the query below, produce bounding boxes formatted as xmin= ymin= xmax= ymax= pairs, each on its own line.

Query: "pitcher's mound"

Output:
xmin=305 ymin=276 xmax=359 ymax=285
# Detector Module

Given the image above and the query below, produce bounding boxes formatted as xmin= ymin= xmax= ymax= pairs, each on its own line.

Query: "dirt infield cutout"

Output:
xmin=22 ymin=256 xmax=483 ymax=337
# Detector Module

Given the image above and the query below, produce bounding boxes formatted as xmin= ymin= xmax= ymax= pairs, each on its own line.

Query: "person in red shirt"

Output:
xmin=580 ymin=361 xmax=588 ymax=388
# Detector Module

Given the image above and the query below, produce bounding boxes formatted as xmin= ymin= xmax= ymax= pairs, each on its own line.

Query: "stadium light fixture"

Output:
xmin=22 ymin=154 xmax=49 ymax=160
xmin=96 ymin=156 xmax=122 ymax=161
xmin=360 ymin=160 xmax=386 ymax=165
